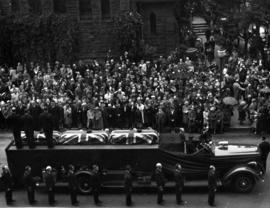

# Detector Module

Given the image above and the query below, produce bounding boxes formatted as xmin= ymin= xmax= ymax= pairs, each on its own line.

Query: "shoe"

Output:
xmin=30 ymin=200 xmax=37 ymax=204
xmin=72 ymin=202 xmax=79 ymax=206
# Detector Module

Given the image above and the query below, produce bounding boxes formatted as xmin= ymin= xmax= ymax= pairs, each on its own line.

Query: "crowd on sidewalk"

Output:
xmin=0 ymin=36 xmax=270 ymax=134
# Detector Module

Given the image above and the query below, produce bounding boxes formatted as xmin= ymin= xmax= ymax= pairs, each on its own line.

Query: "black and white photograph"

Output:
xmin=0 ymin=0 xmax=270 ymax=207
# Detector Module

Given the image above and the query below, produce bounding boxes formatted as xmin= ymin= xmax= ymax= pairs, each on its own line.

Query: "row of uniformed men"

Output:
xmin=1 ymin=163 xmax=218 ymax=207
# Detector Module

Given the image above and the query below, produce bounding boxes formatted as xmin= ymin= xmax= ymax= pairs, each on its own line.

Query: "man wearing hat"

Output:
xmin=174 ymin=163 xmax=186 ymax=205
xmin=23 ymin=165 xmax=37 ymax=204
xmin=124 ymin=165 xmax=133 ymax=206
xmin=154 ymin=163 xmax=165 ymax=205
xmin=7 ymin=107 xmax=22 ymax=148
xmin=43 ymin=166 xmax=56 ymax=205
xmin=1 ymin=165 xmax=15 ymax=205
xmin=39 ymin=107 xmax=54 ymax=148
xmin=258 ymin=137 xmax=270 ymax=171
xmin=208 ymin=165 xmax=217 ymax=206
xmin=67 ymin=165 xmax=79 ymax=206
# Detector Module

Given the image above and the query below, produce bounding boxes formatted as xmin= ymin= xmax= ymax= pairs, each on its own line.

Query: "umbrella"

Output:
xmin=260 ymin=87 xmax=270 ymax=94
xmin=223 ymin=97 xmax=238 ymax=106
xmin=186 ymin=47 xmax=198 ymax=54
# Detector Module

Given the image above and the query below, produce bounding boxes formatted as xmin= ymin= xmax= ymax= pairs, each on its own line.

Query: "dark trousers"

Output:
xmin=13 ymin=129 xmax=22 ymax=148
xmin=26 ymin=130 xmax=35 ymax=148
xmin=44 ymin=129 xmax=53 ymax=148
xmin=125 ymin=191 xmax=132 ymax=206
xmin=48 ymin=188 xmax=55 ymax=204
xmin=93 ymin=189 xmax=100 ymax=204
xmin=176 ymin=186 xmax=183 ymax=204
xmin=5 ymin=189 xmax=13 ymax=204
xmin=70 ymin=189 xmax=78 ymax=205
xmin=208 ymin=189 xmax=215 ymax=206
xmin=26 ymin=187 xmax=35 ymax=204
xmin=262 ymin=156 xmax=267 ymax=171
xmin=157 ymin=186 xmax=163 ymax=204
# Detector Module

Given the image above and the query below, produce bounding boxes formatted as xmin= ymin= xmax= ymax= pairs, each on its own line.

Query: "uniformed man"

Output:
xmin=92 ymin=164 xmax=102 ymax=205
xmin=124 ymin=165 xmax=133 ymax=206
xmin=208 ymin=165 xmax=217 ymax=206
xmin=174 ymin=163 xmax=185 ymax=205
xmin=39 ymin=107 xmax=54 ymax=148
xmin=258 ymin=137 xmax=270 ymax=171
xmin=22 ymin=109 xmax=35 ymax=148
xmin=1 ymin=165 xmax=15 ymax=205
xmin=154 ymin=163 xmax=165 ymax=205
xmin=7 ymin=107 xmax=22 ymax=148
xmin=67 ymin=165 xmax=79 ymax=206
xmin=43 ymin=166 xmax=56 ymax=205
xmin=23 ymin=166 xmax=37 ymax=204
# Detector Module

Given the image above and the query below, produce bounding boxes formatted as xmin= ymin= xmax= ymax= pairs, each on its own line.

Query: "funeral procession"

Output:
xmin=1 ymin=0 xmax=270 ymax=207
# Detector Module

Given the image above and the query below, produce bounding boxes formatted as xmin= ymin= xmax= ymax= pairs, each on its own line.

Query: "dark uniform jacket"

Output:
xmin=22 ymin=113 xmax=34 ymax=131
xmin=208 ymin=170 xmax=217 ymax=191
xmin=44 ymin=172 xmax=56 ymax=190
xmin=39 ymin=112 xmax=54 ymax=130
xmin=124 ymin=170 xmax=133 ymax=192
xmin=23 ymin=171 xmax=36 ymax=188
xmin=67 ymin=170 xmax=78 ymax=191
xmin=7 ymin=112 xmax=21 ymax=131
xmin=174 ymin=169 xmax=184 ymax=189
xmin=154 ymin=169 xmax=165 ymax=188
xmin=92 ymin=171 xmax=101 ymax=190
xmin=1 ymin=171 xmax=13 ymax=190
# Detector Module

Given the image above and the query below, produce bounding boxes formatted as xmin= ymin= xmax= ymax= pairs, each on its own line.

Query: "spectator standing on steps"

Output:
xmin=1 ymin=165 xmax=15 ymax=205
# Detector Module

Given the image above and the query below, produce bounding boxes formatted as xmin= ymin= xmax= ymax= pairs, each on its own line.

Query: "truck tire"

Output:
xmin=233 ymin=173 xmax=255 ymax=193
xmin=76 ymin=172 xmax=92 ymax=194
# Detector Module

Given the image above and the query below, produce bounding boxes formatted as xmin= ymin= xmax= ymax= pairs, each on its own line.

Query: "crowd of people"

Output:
xmin=0 ymin=33 xmax=270 ymax=136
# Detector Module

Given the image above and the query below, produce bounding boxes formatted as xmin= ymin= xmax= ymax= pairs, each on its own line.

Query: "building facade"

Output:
xmin=0 ymin=0 xmax=179 ymax=59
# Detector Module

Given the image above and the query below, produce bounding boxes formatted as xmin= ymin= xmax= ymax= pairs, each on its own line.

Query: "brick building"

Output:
xmin=0 ymin=0 xmax=179 ymax=59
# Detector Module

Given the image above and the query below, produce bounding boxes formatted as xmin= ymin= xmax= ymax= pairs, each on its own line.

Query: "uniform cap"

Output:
xmin=156 ymin=163 xmax=162 ymax=167
xmin=46 ymin=166 xmax=52 ymax=171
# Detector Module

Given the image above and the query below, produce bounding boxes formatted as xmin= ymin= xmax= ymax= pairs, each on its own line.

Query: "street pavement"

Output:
xmin=0 ymin=132 xmax=270 ymax=208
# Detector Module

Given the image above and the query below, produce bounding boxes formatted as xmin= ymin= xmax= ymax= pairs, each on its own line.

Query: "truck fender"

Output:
xmin=222 ymin=166 xmax=258 ymax=185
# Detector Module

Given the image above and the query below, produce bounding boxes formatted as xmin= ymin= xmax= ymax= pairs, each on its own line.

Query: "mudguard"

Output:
xmin=223 ymin=166 xmax=261 ymax=185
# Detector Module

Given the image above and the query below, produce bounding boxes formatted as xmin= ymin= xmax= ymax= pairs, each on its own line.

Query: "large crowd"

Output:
xmin=0 ymin=37 xmax=270 ymax=135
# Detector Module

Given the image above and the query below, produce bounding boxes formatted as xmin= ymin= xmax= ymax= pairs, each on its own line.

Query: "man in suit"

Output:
xmin=208 ymin=165 xmax=217 ymax=206
xmin=92 ymin=164 xmax=102 ymax=205
xmin=154 ymin=163 xmax=165 ymax=205
xmin=39 ymin=107 xmax=54 ymax=148
xmin=1 ymin=165 xmax=15 ymax=205
xmin=43 ymin=166 xmax=56 ymax=205
xmin=67 ymin=165 xmax=79 ymax=206
xmin=174 ymin=163 xmax=185 ymax=205
xmin=7 ymin=107 xmax=22 ymax=148
xmin=23 ymin=166 xmax=37 ymax=204
xmin=22 ymin=109 xmax=35 ymax=148
xmin=124 ymin=165 xmax=133 ymax=206
xmin=258 ymin=137 xmax=270 ymax=171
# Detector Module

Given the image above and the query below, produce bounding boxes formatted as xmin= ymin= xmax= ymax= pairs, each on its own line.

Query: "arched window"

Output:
xmin=28 ymin=0 xmax=41 ymax=14
xmin=79 ymin=0 xmax=92 ymax=20
xmin=101 ymin=0 xmax=110 ymax=19
xmin=11 ymin=0 xmax=20 ymax=12
xmin=53 ymin=0 xmax=66 ymax=14
xmin=150 ymin=12 xmax=157 ymax=34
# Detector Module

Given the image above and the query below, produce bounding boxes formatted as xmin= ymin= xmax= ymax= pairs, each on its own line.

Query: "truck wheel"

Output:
xmin=233 ymin=174 xmax=255 ymax=193
xmin=76 ymin=173 xmax=92 ymax=194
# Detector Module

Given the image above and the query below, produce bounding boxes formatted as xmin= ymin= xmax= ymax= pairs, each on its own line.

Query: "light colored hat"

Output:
xmin=46 ymin=166 xmax=52 ymax=171
xmin=156 ymin=163 xmax=162 ymax=167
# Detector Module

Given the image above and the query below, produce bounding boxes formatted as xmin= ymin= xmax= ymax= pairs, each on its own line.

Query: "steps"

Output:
xmin=192 ymin=22 xmax=208 ymax=36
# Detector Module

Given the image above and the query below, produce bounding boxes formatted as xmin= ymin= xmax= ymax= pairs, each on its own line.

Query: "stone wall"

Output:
xmin=0 ymin=0 xmax=178 ymax=60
